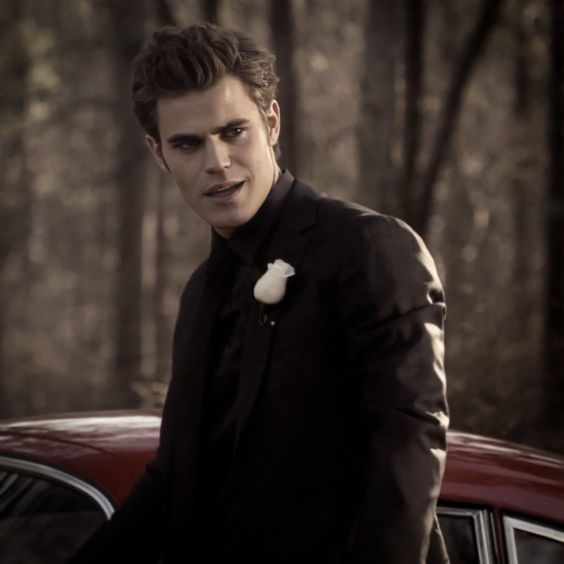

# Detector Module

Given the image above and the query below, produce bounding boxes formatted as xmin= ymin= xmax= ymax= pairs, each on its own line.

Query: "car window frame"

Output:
xmin=503 ymin=514 xmax=564 ymax=564
xmin=437 ymin=505 xmax=495 ymax=564
xmin=0 ymin=454 xmax=115 ymax=519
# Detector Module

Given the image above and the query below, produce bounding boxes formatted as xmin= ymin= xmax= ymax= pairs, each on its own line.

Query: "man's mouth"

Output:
xmin=204 ymin=181 xmax=245 ymax=199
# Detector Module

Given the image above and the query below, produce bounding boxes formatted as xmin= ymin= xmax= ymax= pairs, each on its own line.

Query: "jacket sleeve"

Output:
xmin=335 ymin=212 xmax=449 ymax=564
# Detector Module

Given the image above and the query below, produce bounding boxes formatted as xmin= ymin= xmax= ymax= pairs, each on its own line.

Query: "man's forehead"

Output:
xmin=156 ymin=75 xmax=261 ymax=134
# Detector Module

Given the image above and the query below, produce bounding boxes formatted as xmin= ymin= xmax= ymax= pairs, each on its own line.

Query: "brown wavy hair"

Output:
xmin=132 ymin=23 xmax=279 ymax=144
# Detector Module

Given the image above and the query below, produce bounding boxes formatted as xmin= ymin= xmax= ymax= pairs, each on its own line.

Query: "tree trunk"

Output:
xmin=270 ymin=0 xmax=299 ymax=175
xmin=107 ymin=0 xmax=148 ymax=407
xmin=202 ymin=0 xmax=220 ymax=24
xmin=545 ymin=0 xmax=564 ymax=435
xmin=358 ymin=0 xmax=398 ymax=214
xmin=155 ymin=0 xmax=177 ymax=26
xmin=402 ymin=0 xmax=426 ymax=223
xmin=151 ymin=0 xmax=177 ymax=389
xmin=0 ymin=0 xmax=31 ymax=417
xmin=415 ymin=0 xmax=503 ymax=236
xmin=514 ymin=0 xmax=530 ymax=116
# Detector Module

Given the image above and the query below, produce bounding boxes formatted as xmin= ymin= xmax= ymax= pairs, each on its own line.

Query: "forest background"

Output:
xmin=1 ymin=0 xmax=563 ymax=454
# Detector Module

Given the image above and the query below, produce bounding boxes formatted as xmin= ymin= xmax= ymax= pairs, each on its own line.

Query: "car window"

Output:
xmin=0 ymin=458 xmax=112 ymax=564
xmin=438 ymin=506 xmax=494 ymax=564
xmin=504 ymin=515 xmax=564 ymax=564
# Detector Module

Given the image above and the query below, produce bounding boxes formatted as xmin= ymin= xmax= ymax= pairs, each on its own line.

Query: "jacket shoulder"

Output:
xmin=316 ymin=194 xmax=427 ymax=256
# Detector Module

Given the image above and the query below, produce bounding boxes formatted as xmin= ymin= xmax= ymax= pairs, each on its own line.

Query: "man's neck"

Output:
xmin=214 ymin=165 xmax=283 ymax=240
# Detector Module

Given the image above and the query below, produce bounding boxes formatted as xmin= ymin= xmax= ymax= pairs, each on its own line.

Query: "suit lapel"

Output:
xmin=234 ymin=179 xmax=322 ymax=452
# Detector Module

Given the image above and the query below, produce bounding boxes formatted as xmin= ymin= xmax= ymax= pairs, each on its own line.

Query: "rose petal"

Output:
xmin=253 ymin=259 xmax=295 ymax=304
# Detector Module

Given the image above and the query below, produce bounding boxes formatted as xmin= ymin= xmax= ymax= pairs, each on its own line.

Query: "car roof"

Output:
xmin=0 ymin=411 xmax=563 ymax=524
xmin=0 ymin=411 xmax=160 ymax=504
xmin=443 ymin=431 xmax=564 ymax=524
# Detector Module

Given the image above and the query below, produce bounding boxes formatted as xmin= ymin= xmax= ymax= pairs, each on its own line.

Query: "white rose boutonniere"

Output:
xmin=253 ymin=259 xmax=296 ymax=305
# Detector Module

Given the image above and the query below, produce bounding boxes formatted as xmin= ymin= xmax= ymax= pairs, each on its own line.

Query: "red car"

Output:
xmin=0 ymin=412 xmax=563 ymax=563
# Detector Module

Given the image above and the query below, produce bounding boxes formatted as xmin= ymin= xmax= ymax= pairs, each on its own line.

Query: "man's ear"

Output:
xmin=145 ymin=134 xmax=170 ymax=173
xmin=265 ymin=100 xmax=281 ymax=146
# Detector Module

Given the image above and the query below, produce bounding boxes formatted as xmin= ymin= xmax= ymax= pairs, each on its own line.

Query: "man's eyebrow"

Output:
xmin=166 ymin=119 xmax=250 ymax=145
xmin=212 ymin=118 xmax=250 ymax=134
xmin=167 ymin=133 xmax=201 ymax=145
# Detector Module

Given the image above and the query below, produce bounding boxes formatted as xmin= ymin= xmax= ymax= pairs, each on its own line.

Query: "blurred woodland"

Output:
xmin=1 ymin=0 xmax=563 ymax=453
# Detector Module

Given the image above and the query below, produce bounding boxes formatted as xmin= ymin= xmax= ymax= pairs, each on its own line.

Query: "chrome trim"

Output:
xmin=489 ymin=508 xmax=502 ymax=563
xmin=504 ymin=515 xmax=564 ymax=564
xmin=0 ymin=454 xmax=115 ymax=518
xmin=437 ymin=505 xmax=494 ymax=564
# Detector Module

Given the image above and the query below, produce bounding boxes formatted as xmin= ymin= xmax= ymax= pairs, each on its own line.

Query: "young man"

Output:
xmin=71 ymin=23 xmax=450 ymax=563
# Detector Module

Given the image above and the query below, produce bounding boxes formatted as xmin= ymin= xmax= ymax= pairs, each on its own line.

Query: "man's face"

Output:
xmin=146 ymin=75 xmax=281 ymax=238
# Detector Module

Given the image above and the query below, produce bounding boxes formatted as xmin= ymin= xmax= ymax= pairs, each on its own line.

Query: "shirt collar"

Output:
xmin=211 ymin=169 xmax=295 ymax=264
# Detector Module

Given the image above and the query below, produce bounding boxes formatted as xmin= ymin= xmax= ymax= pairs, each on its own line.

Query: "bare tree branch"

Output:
xmin=416 ymin=0 xmax=503 ymax=236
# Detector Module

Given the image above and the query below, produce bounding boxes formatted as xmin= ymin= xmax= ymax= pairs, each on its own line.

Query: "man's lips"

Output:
xmin=204 ymin=180 xmax=245 ymax=198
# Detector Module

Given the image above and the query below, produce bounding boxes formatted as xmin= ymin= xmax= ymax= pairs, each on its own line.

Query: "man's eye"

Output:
xmin=223 ymin=127 xmax=246 ymax=138
xmin=175 ymin=142 xmax=198 ymax=150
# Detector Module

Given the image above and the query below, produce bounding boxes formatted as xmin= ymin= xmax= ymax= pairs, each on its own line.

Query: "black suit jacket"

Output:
xmin=71 ymin=177 xmax=450 ymax=563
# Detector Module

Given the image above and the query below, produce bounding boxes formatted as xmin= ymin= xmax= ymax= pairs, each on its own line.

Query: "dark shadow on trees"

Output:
xmin=545 ymin=0 xmax=564 ymax=435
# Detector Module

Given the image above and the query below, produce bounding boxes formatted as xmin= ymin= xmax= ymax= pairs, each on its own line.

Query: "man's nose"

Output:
xmin=204 ymin=138 xmax=231 ymax=173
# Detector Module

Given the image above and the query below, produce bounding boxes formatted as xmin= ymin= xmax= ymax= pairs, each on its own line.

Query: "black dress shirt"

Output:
xmin=194 ymin=170 xmax=294 ymax=555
